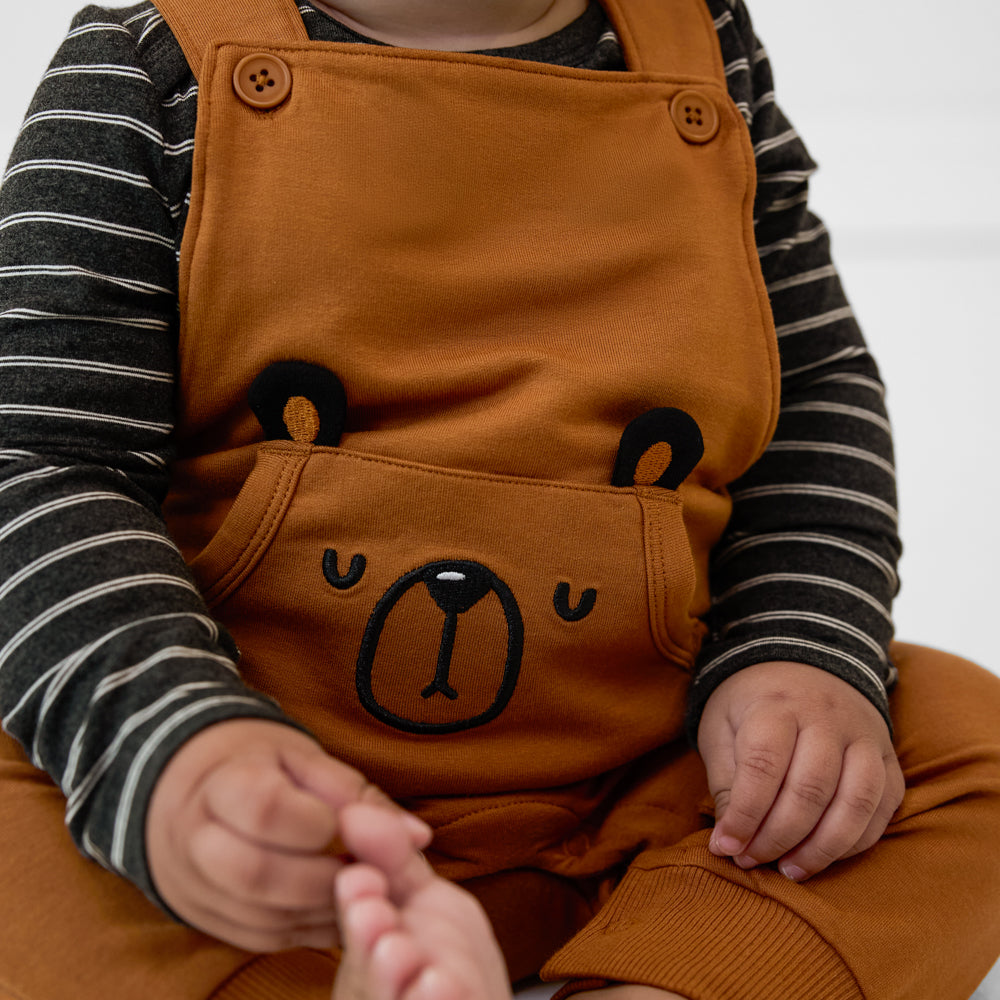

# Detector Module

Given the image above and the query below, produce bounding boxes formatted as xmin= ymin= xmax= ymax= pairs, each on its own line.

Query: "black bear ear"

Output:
xmin=612 ymin=408 xmax=704 ymax=489
xmin=248 ymin=361 xmax=347 ymax=447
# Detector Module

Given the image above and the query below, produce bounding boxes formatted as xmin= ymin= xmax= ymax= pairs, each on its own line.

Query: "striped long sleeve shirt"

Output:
xmin=0 ymin=0 xmax=900 ymax=908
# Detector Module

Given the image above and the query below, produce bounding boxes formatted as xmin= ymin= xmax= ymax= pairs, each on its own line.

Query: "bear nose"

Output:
xmin=422 ymin=561 xmax=493 ymax=615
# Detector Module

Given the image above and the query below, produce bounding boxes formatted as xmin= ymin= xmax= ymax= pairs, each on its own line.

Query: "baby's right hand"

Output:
xmin=145 ymin=718 xmax=431 ymax=953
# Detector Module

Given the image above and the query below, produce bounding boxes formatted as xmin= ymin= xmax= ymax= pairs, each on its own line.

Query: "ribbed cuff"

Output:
xmin=685 ymin=638 xmax=893 ymax=746
xmin=541 ymin=862 xmax=862 ymax=1000
xmin=210 ymin=950 xmax=337 ymax=999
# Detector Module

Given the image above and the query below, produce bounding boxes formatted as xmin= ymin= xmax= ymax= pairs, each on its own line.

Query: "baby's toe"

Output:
xmin=337 ymin=864 xmax=397 ymax=954
xmin=403 ymin=965 xmax=477 ymax=1000
xmin=369 ymin=930 xmax=428 ymax=1000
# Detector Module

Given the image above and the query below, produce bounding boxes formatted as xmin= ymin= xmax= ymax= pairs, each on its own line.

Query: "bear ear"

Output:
xmin=611 ymin=408 xmax=704 ymax=489
xmin=248 ymin=361 xmax=347 ymax=446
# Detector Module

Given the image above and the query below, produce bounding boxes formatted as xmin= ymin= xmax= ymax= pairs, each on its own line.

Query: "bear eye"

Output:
xmin=324 ymin=550 xmax=367 ymax=590
xmin=553 ymin=582 xmax=596 ymax=622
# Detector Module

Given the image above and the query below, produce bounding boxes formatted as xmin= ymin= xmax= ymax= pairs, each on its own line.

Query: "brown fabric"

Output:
xmin=2 ymin=644 xmax=998 ymax=1000
xmin=160 ymin=0 xmax=777 ymax=853
xmin=189 ymin=443 xmax=701 ymax=804
xmin=540 ymin=644 xmax=1000 ymax=1000
xmin=601 ymin=0 xmax=724 ymax=75
xmin=0 ymin=727 xmax=262 ymax=1000
xmin=461 ymin=869 xmax=598 ymax=985
xmin=210 ymin=951 xmax=337 ymax=999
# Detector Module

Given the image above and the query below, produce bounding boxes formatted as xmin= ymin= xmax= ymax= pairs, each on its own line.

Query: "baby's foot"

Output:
xmin=333 ymin=803 xmax=511 ymax=1000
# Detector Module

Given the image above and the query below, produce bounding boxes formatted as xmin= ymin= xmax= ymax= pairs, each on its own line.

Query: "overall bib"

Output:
xmin=1 ymin=2 xmax=999 ymax=999
xmin=158 ymin=0 xmax=778 ymax=868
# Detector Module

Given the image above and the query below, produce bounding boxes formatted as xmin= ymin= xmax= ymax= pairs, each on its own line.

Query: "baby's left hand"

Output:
xmin=698 ymin=661 xmax=904 ymax=881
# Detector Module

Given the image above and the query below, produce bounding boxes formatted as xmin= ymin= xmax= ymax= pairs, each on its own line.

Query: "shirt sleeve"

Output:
xmin=687 ymin=0 xmax=901 ymax=736
xmin=0 ymin=3 xmax=303 ymax=907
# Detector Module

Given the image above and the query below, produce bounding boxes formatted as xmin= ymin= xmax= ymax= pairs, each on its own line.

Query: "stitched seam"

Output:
xmin=638 ymin=492 xmax=694 ymax=669
xmin=210 ymin=454 xmax=299 ymax=595
xmin=204 ymin=452 xmax=304 ymax=603
xmin=428 ymin=798 xmax=583 ymax=833
xmin=260 ymin=442 xmax=643 ymax=500
xmin=214 ymin=40 xmax=729 ymax=90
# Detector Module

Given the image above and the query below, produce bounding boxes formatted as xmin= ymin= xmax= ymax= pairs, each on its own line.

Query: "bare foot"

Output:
xmin=589 ymin=986 xmax=690 ymax=1000
xmin=333 ymin=802 xmax=511 ymax=1000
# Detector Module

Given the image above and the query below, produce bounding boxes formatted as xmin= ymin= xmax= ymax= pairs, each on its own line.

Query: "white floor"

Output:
xmin=516 ymin=966 xmax=1000 ymax=1000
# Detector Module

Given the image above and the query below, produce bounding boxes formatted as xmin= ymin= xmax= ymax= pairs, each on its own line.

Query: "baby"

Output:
xmin=1 ymin=0 xmax=998 ymax=998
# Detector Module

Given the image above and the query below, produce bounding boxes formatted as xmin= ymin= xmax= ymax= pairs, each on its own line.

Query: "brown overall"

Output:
xmin=1 ymin=1 xmax=999 ymax=998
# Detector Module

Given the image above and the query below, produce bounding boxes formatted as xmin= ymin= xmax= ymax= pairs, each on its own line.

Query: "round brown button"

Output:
xmin=670 ymin=89 xmax=720 ymax=144
xmin=233 ymin=53 xmax=292 ymax=110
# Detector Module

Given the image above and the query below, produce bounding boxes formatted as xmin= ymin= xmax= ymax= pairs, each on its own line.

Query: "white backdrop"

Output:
xmin=1 ymin=2 xmax=998 ymax=998
xmin=748 ymin=1 xmax=1000 ymax=678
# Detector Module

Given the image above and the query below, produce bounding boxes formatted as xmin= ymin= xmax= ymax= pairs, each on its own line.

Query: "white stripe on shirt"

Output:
xmin=0 ymin=211 xmax=176 ymax=250
xmin=0 ymin=265 xmax=172 ymax=296
xmin=0 ymin=404 xmax=171 ymax=434
xmin=0 ymin=308 xmax=171 ymax=331
xmin=719 ymin=610 xmax=889 ymax=662
xmin=714 ymin=572 xmax=893 ymax=622
xmin=0 ymin=531 xmax=175 ymax=603
xmin=0 ymin=356 xmax=172 ymax=383
xmin=729 ymin=483 xmax=898 ymax=523
xmin=43 ymin=65 xmax=153 ymax=85
xmin=696 ymin=636 xmax=887 ymax=693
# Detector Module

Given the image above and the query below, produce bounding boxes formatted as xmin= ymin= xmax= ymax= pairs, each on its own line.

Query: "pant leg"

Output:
xmin=541 ymin=643 xmax=1000 ymax=1000
xmin=0 ymin=730 xmax=336 ymax=1000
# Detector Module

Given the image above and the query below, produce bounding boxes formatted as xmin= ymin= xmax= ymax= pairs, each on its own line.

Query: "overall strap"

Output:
xmin=153 ymin=0 xmax=308 ymax=81
xmin=600 ymin=0 xmax=725 ymax=80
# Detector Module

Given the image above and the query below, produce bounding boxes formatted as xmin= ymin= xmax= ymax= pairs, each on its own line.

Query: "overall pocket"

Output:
xmin=184 ymin=363 xmax=708 ymax=799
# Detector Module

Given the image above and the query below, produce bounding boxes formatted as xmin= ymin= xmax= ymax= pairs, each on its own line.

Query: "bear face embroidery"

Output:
xmin=331 ymin=557 xmax=524 ymax=734
xmin=248 ymin=361 xmax=704 ymax=737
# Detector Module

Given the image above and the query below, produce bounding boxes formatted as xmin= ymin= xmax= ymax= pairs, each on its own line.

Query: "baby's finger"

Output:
xmin=282 ymin=747 xmax=433 ymax=849
xmin=777 ymin=741 xmax=892 ymax=880
xmin=188 ymin=818 xmax=343 ymax=911
xmin=737 ymin=729 xmax=844 ymax=867
xmin=338 ymin=802 xmax=436 ymax=903
xmin=836 ymin=753 xmax=906 ymax=864
xmin=711 ymin=709 xmax=798 ymax=856
xmin=203 ymin=757 xmax=338 ymax=851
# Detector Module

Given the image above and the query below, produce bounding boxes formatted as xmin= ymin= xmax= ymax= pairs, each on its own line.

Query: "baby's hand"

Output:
xmin=698 ymin=661 xmax=904 ymax=881
xmin=146 ymin=719 xmax=431 ymax=952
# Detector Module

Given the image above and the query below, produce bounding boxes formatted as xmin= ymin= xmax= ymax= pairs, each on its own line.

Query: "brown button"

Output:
xmin=670 ymin=89 xmax=720 ymax=144
xmin=233 ymin=53 xmax=292 ymax=110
